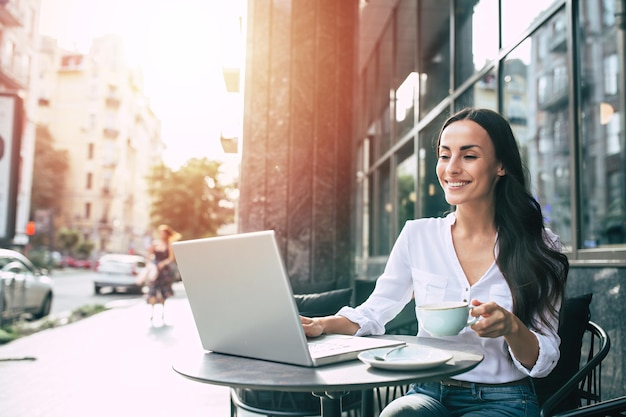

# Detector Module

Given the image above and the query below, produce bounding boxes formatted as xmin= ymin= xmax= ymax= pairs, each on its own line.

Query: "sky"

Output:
xmin=38 ymin=0 xmax=245 ymax=172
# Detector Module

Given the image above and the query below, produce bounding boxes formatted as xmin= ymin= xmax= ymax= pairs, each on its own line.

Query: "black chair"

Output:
xmin=537 ymin=320 xmax=611 ymax=416
xmin=230 ymin=388 xmax=363 ymax=417
xmin=229 ymin=288 xmax=364 ymax=417
xmin=551 ymin=396 xmax=626 ymax=417
xmin=537 ymin=294 xmax=611 ymax=416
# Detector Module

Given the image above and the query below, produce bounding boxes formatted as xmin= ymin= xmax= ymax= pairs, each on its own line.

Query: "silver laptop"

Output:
xmin=172 ymin=230 xmax=404 ymax=367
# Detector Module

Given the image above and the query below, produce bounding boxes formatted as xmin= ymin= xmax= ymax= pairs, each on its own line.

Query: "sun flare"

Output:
xmin=39 ymin=0 xmax=246 ymax=170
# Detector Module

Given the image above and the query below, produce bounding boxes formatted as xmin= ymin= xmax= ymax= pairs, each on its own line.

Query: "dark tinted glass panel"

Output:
xmin=370 ymin=161 xmax=391 ymax=256
xmin=418 ymin=113 xmax=449 ymax=218
xmin=454 ymin=0 xmax=499 ymax=88
xmin=501 ymin=0 xmax=558 ymax=48
xmin=502 ymin=9 xmax=572 ymax=247
xmin=395 ymin=0 xmax=418 ymax=140
xmin=455 ymin=68 xmax=498 ymax=111
xmin=579 ymin=0 xmax=626 ymax=248
xmin=419 ymin=0 xmax=451 ymax=117
xmin=378 ymin=23 xmax=394 ymax=155
xmin=396 ymin=142 xmax=417 ymax=234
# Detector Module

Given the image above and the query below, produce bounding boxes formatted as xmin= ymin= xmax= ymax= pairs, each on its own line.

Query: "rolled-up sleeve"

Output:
xmin=336 ymin=223 xmax=415 ymax=336
xmin=510 ymin=328 xmax=561 ymax=378
xmin=337 ymin=270 xmax=414 ymax=336
xmin=336 ymin=306 xmax=384 ymax=336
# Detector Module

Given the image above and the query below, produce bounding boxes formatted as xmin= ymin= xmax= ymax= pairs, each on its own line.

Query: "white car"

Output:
xmin=0 ymin=249 xmax=54 ymax=321
xmin=94 ymin=253 xmax=148 ymax=294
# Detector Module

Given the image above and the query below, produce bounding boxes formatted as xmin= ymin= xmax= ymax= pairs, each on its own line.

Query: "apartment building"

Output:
xmin=37 ymin=34 xmax=163 ymax=255
xmin=0 ymin=0 xmax=39 ymax=247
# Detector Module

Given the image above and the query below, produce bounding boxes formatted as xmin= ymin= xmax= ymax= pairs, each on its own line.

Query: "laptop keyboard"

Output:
xmin=308 ymin=340 xmax=352 ymax=355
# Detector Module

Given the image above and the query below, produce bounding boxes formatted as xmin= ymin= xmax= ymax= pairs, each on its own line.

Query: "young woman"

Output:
xmin=146 ymin=224 xmax=181 ymax=321
xmin=301 ymin=108 xmax=569 ymax=416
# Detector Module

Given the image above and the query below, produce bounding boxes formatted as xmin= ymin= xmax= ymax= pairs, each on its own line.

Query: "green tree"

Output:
xmin=30 ymin=125 xmax=69 ymax=216
xmin=146 ymin=158 xmax=235 ymax=240
xmin=57 ymin=227 xmax=81 ymax=255
xmin=76 ymin=241 xmax=95 ymax=258
xmin=29 ymin=125 xmax=69 ymax=248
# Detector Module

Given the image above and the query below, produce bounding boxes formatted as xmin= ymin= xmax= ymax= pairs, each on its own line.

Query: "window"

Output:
xmin=396 ymin=143 xmax=417 ymax=234
xmin=579 ymin=1 xmax=625 ymax=248
xmin=502 ymin=9 xmax=572 ymax=247
xmin=395 ymin=0 xmax=417 ymax=139
xmin=456 ymin=68 xmax=498 ymax=112
xmin=356 ymin=0 xmax=625 ymax=265
xmin=355 ymin=137 xmax=369 ymax=270
xmin=501 ymin=0 xmax=558 ymax=48
xmin=102 ymin=140 xmax=115 ymax=166
xmin=454 ymin=0 xmax=499 ymax=88
xmin=417 ymin=114 xmax=448 ymax=218
xmin=370 ymin=161 xmax=391 ymax=256
xmin=88 ymin=113 xmax=96 ymax=130
xmin=602 ymin=0 xmax=615 ymax=26
xmin=378 ymin=23 xmax=393 ymax=154
xmin=604 ymin=54 xmax=618 ymax=96
xmin=419 ymin=0 xmax=451 ymax=117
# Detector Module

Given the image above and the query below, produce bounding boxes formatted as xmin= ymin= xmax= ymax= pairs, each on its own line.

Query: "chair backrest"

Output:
xmin=293 ymin=287 xmax=353 ymax=317
xmin=550 ymin=395 xmax=626 ymax=417
xmin=536 ymin=292 xmax=611 ymax=417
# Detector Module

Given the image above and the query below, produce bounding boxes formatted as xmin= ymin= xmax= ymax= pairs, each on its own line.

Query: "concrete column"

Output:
xmin=239 ymin=0 xmax=358 ymax=293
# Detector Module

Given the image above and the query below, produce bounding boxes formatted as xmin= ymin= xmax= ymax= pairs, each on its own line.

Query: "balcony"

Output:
xmin=539 ymin=86 xmax=568 ymax=112
xmin=0 ymin=50 xmax=29 ymax=90
xmin=105 ymin=95 xmax=121 ymax=108
xmin=220 ymin=135 xmax=239 ymax=154
xmin=222 ymin=67 xmax=240 ymax=93
xmin=101 ymin=158 xmax=116 ymax=168
xmin=0 ymin=1 xmax=23 ymax=27
xmin=549 ymin=31 xmax=566 ymax=53
xmin=103 ymin=127 xmax=119 ymax=139
xmin=59 ymin=54 xmax=85 ymax=72
xmin=0 ymin=66 xmax=23 ymax=89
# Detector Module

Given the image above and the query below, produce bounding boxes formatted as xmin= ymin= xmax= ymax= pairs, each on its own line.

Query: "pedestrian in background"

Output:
xmin=146 ymin=224 xmax=181 ymax=322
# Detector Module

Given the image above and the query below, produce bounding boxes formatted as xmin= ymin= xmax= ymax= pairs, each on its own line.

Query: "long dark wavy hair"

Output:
xmin=436 ymin=108 xmax=569 ymax=332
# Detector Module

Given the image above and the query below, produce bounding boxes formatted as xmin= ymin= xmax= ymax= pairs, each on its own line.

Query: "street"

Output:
xmin=17 ymin=269 xmax=264 ymax=417
xmin=0 ymin=284 xmax=234 ymax=417
xmin=48 ymin=268 xmax=159 ymax=316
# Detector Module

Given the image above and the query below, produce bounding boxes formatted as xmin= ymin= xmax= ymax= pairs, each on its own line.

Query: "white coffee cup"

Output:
xmin=416 ymin=301 xmax=479 ymax=336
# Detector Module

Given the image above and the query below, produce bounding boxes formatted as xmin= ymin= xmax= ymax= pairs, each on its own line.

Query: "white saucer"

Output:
xmin=358 ymin=345 xmax=453 ymax=371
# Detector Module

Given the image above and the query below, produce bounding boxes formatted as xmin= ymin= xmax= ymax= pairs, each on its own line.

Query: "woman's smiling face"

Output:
xmin=436 ymin=120 xmax=506 ymax=208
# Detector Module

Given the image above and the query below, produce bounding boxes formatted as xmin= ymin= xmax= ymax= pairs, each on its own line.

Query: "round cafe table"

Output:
xmin=173 ymin=336 xmax=484 ymax=417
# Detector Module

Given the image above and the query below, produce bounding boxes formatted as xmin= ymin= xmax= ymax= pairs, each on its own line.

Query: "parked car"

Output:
xmin=0 ymin=249 xmax=54 ymax=321
xmin=94 ymin=253 xmax=147 ymax=294
xmin=62 ymin=256 xmax=95 ymax=269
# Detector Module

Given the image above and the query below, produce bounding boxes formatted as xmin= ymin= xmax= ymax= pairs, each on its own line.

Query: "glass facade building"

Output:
xmin=355 ymin=0 xmax=626 ymax=280
xmin=240 ymin=0 xmax=625 ymax=399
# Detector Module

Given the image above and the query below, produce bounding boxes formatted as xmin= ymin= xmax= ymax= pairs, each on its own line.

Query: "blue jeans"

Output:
xmin=379 ymin=380 xmax=539 ymax=417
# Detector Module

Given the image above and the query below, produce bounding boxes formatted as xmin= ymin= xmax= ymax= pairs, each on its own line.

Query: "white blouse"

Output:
xmin=338 ymin=212 xmax=561 ymax=383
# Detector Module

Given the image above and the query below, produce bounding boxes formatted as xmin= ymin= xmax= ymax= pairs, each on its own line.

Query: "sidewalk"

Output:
xmin=0 ymin=292 xmax=232 ymax=417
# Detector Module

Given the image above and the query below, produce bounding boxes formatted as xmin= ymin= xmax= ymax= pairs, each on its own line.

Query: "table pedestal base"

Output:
xmin=313 ymin=391 xmax=349 ymax=417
